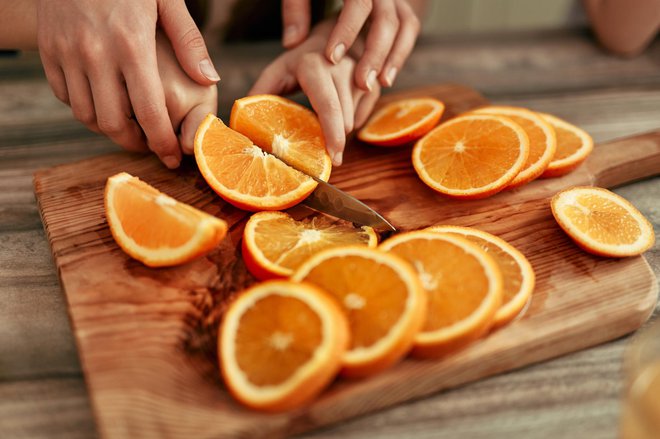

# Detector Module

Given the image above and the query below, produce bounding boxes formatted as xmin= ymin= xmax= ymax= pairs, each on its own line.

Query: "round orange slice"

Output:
xmin=472 ymin=106 xmax=556 ymax=188
xmin=242 ymin=211 xmax=378 ymax=280
xmin=230 ymin=94 xmax=332 ymax=179
xmin=412 ymin=114 xmax=529 ymax=199
xmin=427 ymin=225 xmax=535 ymax=328
xmin=551 ymin=186 xmax=655 ymax=257
xmin=104 ymin=172 xmax=227 ymax=267
xmin=195 ymin=114 xmax=318 ymax=211
xmin=292 ymin=246 xmax=426 ymax=378
xmin=357 ymin=97 xmax=445 ymax=146
xmin=540 ymin=113 xmax=594 ymax=178
xmin=219 ymin=280 xmax=349 ymax=412
xmin=379 ymin=231 xmax=502 ymax=358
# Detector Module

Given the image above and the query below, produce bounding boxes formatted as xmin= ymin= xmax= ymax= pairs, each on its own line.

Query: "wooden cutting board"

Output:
xmin=34 ymin=84 xmax=659 ymax=439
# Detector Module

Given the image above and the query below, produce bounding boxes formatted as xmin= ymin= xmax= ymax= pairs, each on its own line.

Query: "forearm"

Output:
xmin=0 ymin=0 xmax=37 ymax=50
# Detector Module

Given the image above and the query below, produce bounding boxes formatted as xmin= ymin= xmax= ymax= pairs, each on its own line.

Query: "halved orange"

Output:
xmin=104 ymin=172 xmax=227 ymax=267
xmin=230 ymin=95 xmax=332 ymax=179
xmin=219 ymin=280 xmax=349 ymax=412
xmin=292 ymin=246 xmax=426 ymax=378
xmin=540 ymin=113 xmax=594 ymax=178
xmin=473 ymin=106 xmax=556 ymax=188
xmin=195 ymin=114 xmax=318 ymax=211
xmin=357 ymin=98 xmax=445 ymax=146
xmin=551 ymin=186 xmax=655 ymax=257
xmin=379 ymin=231 xmax=502 ymax=358
xmin=427 ymin=225 xmax=535 ymax=328
xmin=242 ymin=211 xmax=378 ymax=280
xmin=412 ymin=114 xmax=529 ymax=199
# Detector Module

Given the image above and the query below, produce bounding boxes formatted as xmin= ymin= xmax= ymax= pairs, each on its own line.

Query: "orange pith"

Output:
xmin=242 ymin=211 xmax=378 ymax=280
xmin=358 ymin=98 xmax=445 ymax=146
xmin=412 ymin=114 xmax=529 ymax=199
xmin=104 ymin=172 xmax=227 ymax=267
xmin=540 ymin=113 xmax=594 ymax=178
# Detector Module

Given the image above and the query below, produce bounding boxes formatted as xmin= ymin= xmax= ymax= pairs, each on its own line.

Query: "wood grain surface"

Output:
xmin=32 ymin=83 xmax=658 ymax=439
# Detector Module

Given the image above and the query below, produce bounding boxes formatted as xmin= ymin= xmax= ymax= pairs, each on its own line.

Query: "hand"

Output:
xmin=281 ymin=0 xmax=422 ymax=91
xmin=251 ymin=28 xmax=381 ymax=166
xmin=36 ymin=0 xmax=220 ymax=168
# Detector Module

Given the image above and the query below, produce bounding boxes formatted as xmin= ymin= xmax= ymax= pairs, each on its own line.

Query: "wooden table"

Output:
xmin=1 ymin=30 xmax=658 ymax=438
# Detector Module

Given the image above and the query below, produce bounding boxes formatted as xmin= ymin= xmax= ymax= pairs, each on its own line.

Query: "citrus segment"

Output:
xmin=292 ymin=246 xmax=426 ymax=378
xmin=427 ymin=225 xmax=535 ymax=328
xmin=379 ymin=231 xmax=502 ymax=357
xmin=412 ymin=114 xmax=529 ymax=199
xmin=551 ymin=186 xmax=655 ymax=257
xmin=104 ymin=172 xmax=227 ymax=267
xmin=357 ymin=98 xmax=445 ymax=146
xmin=194 ymin=114 xmax=317 ymax=211
xmin=219 ymin=280 xmax=349 ymax=412
xmin=540 ymin=113 xmax=594 ymax=178
xmin=230 ymin=94 xmax=332 ymax=180
xmin=243 ymin=211 xmax=378 ymax=280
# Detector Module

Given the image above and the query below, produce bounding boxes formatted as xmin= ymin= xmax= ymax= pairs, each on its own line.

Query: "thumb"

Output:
xmin=160 ymin=1 xmax=220 ymax=86
xmin=180 ymin=101 xmax=218 ymax=155
xmin=281 ymin=0 xmax=311 ymax=48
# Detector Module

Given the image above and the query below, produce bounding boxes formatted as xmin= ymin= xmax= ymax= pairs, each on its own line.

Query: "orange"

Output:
xmin=357 ymin=98 xmax=445 ymax=146
xmin=427 ymin=225 xmax=535 ymax=328
xmin=195 ymin=114 xmax=318 ymax=211
xmin=219 ymin=280 xmax=349 ymax=412
xmin=242 ymin=211 xmax=378 ymax=280
xmin=473 ymin=106 xmax=556 ymax=188
xmin=230 ymin=94 xmax=332 ymax=179
xmin=104 ymin=172 xmax=227 ymax=267
xmin=412 ymin=114 xmax=529 ymax=199
xmin=379 ymin=231 xmax=502 ymax=358
xmin=540 ymin=113 xmax=594 ymax=178
xmin=551 ymin=186 xmax=655 ymax=257
xmin=292 ymin=246 xmax=426 ymax=378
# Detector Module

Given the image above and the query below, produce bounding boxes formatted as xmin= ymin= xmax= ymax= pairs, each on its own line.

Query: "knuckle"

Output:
xmin=179 ymin=27 xmax=206 ymax=50
xmin=73 ymin=106 xmax=96 ymax=126
xmin=53 ymin=89 xmax=69 ymax=105
xmin=353 ymin=0 xmax=373 ymax=14
xmin=298 ymin=52 xmax=323 ymax=71
xmin=135 ymin=101 xmax=163 ymax=124
xmin=97 ymin=116 xmax=125 ymax=135
xmin=408 ymin=14 xmax=421 ymax=34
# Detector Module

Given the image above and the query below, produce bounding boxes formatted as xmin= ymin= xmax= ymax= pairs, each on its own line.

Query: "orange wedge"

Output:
xmin=219 ymin=280 xmax=349 ymax=412
xmin=412 ymin=114 xmax=529 ymax=199
xmin=357 ymin=97 xmax=445 ymax=146
xmin=104 ymin=172 xmax=227 ymax=267
xmin=473 ymin=106 xmax=556 ymax=188
xmin=551 ymin=186 xmax=655 ymax=257
xmin=195 ymin=114 xmax=319 ymax=211
xmin=230 ymin=94 xmax=332 ymax=179
xmin=380 ymin=231 xmax=502 ymax=358
xmin=292 ymin=246 xmax=426 ymax=378
xmin=242 ymin=211 xmax=378 ymax=280
xmin=540 ymin=113 xmax=594 ymax=178
xmin=427 ymin=225 xmax=535 ymax=328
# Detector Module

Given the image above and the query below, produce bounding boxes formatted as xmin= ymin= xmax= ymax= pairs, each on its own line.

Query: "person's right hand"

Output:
xmin=36 ymin=0 xmax=220 ymax=169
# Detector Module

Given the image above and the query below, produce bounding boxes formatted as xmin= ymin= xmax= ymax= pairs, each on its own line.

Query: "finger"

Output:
xmin=333 ymin=69 xmax=356 ymax=135
xmin=355 ymin=0 xmax=399 ymax=90
xmin=354 ymin=84 xmax=381 ymax=129
xmin=380 ymin=1 xmax=421 ymax=87
xmin=298 ymin=56 xmax=346 ymax=166
xmin=160 ymin=0 xmax=220 ymax=85
xmin=63 ymin=68 xmax=99 ymax=133
xmin=281 ymin=0 xmax=311 ymax=48
xmin=41 ymin=56 xmax=69 ymax=105
xmin=179 ymin=100 xmax=217 ymax=155
xmin=325 ymin=0 xmax=373 ymax=64
xmin=249 ymin=61 xmax=297 ymax=96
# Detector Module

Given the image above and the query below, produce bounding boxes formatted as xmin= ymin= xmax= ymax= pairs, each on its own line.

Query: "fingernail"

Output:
xmin=366 ymin=70 xmax=377 ymax=91
xmin=331 ymin=151 xmax=343 ymax=166
xmin=162 ymin=155 xmax=180 ymax=169
xmin=385 ymin=67 xmax=398 ymax=87
xmin=283 ymin=25 xmax=298 ymax=47
xmin=199 ymin=59 xmax=220 ymax=82
xmin=331 ymin=43 xmax=346 ymax=64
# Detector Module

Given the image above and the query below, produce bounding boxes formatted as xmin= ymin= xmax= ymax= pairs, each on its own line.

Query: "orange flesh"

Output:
xmin=366 ymin=102 xmax=438 ymax=135
xmin=505 ymin=115 xmax=545 ymax=173
xmin=553 ymin=124 xmax=583 ymax=161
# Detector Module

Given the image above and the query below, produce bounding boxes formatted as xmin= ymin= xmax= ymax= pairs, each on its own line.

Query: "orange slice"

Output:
xmin=104 ymin=172 xmax=227 ymax=267
xmin=427 ymin=225 xmax=535 ymax=328
xmin=195 ymin=114 xmax=318 ymax=211
xmin=230 ymin=94 xmax=332 ymax=179
xmin=292 ymin=246 xmax=426 ymax=378
xmin=540 ymin=113 xmax=594 ymax=178
xmin=242 ymin=211 xmax=378 ymax=280
xmin=472 ymin=106 xmax=556 ymax=188
xmin=412 ymin=114 xmax=529 ymax=199
xmin=357 ymin=97 xmax=445 ymax=146
xmin=379 ymin=231 xmax=502 ymax=357
xmin=551 ymin=186 xmax=655 ymax=257
xmin=219 ymin=280 xmax=348 ymax=412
